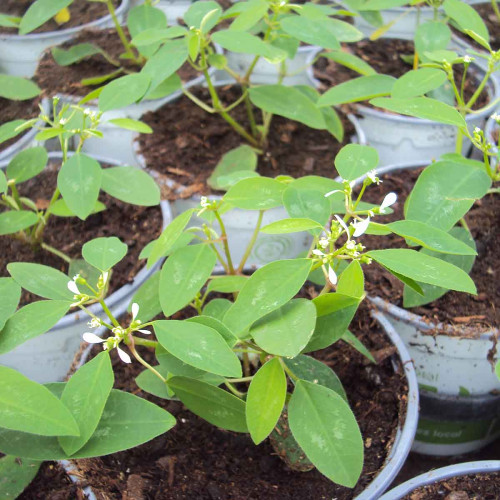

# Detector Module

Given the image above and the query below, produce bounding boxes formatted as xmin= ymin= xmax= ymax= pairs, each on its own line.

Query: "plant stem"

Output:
xmin=106 ymin=0 xmax=140 ymax=64
xmin=466 ymin=69 xmax=492 ymax=110
xmin=41 ymin=242 xmax=72 ymax=263
xmin=237 ymin=210 xmax=264 ymax=272
xmin=99 ymin=299 xmax=120 ymax=328
xmin=128 ymin=339 xmax=166 ymax=383
xmin=459 ymin=217 xmax=470 ymax=232
xmin=224 ymin=381 xmax=245 ymax=397
xmin=226 ymin=375 xmax=254 ymax=383
xmin=214 ymin=211 xmax=235 ymax=274
xmin=492 ymin=0 xmax=500 ymax=22
xmin=242 ymin=352 xmax=251 ymax=377
xmin=279 ymin=357 xmax=298 ymax=382
xmin=131 ymin=336 xmax=158 ymax=348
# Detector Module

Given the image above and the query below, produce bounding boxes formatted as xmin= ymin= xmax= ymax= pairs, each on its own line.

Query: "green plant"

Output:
xmin=0 ymin=96 xmax=160 ymax=265
xmin=0 ymin=145 xmax=478 ymax=490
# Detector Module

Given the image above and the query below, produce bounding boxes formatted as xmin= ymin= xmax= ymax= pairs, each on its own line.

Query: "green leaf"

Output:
xmin=58 ymin=153 xmax=102 ymax=220
xmin=224 ymin=259 xmax=312 ymax=336
xmin=155 ymin=320 xmax=241 ymax=377
xmin=147 ymin=209 xmax=196 ymax=268
xmin=249 ymin=85 xmax=326 ymax=130
xmin=107 ymin=118 xmax=153 ymax=133
xmin=280 ymin=16 xmax=340 ymax=49
xmin=250 ymin=299 xmax=317 ymax=357
xmin=129 ymin=272 xmax=161 ymax=323
xmin=443 ymin=0 xmax=489 ymax=41
xmin=342 ymin=330 xmax=376 ymax=363
xmin=144 ymin=73 xmax=182 ymax=100
xmin=68 ymin=259 xmax=100 ymax=292
xmin=335 ymin=144 xmax=378 ymax=181
xmin=369 ymin=97 xmax=466 ymax=128
xmin=284 ymin=355 xmax=347 ymax=401
xmin=0 ymin=211 xmax=38 ymax=235
xmin=317 ymin=75 xmax=395 ymax=107
xmin=58 ymin=352 xmax=114 ymax=455
xmin=136 ymin=366 xmax=172 ymax=399
xmin=206 ymin=275 xmax=248 ymax=294
xmin=0 ymin=75 xmax=40 ymax=100
xmin=50 ymin=199 xmax=105 ymax=217
xmin=0 ymin=301 xmax=71 ymax=355
xmin=0 ymin=366 xmax=79 ymax=436
xmin=212 ymin=31 xmax=287 ymax=63
xmin=0 ymin=388 xmax=176 ymax=460
xmin=82 ymin=236 xmax=128 ymax=272
xmin=168 ymin=376 xmax=248 ymax=432
xmin=159 ymin=244 xmax=216 ymax=317
xmin=496 ymin=360 xmax=500 ymax=381
xmin=288 ymin=380 xmax=363 ymax=487
xmin=405 ymin=159 xmax=492 ymax=231
xmin=283 ymin=185 xmax=332 ymax=228
xmin=101 ymin=166 xmax=160 ymax=206
xmin=203 ymin=298 xmax=232 ymax=321
xmin=246 ymin=358 xmax=286 ymax=444
xmin=185 ymin=1 xmax=222 ymax=30
xmin=337 ymin=260 xmax=364 ymax=299
xmin=321 ymin=51 xmax=376 ymax=76
xmin=0 ymin=14 xmax=20 ymax=28
xmin=0 ymin=171 xmax=7 ymax=194
xmin=0 ymin=120 xmax=25 ymax=145
xmin=414 ymin=22 xmax=451 ymax=58
xmin=127 ymin=4 xmax=167 ymax=56
xmin=7 ymin=262 xmax=73 ymax=300
xmin=207 ymin=145 xmax=257 ymax=191
xmin=230 ymin=0 xmax=267 ymax=31
xmin=261 ymin=218 xmax=323 ymax=234
xmin=7 ymin=147 xmax=47 ymax=183
xmin=384 ymin=220 xmax=477 ymax=255
xmin=403 ymin=226 xmax=476 ymax=307
xmin=357 ymin=0 xmax=408 ymax=9
xmin=392 ymin=68 xmax=447 ymax=99
xmin=0 ymin=278 xmax=21 ymax=331
xmin=98 ymin=73 xmax=152 ymax=112
xmin=187 ymin=316 xmax=238 ymax=347
xmin=19 ymin=0 xmax=72 ymax=34
xmin=368 ymin=249 xmax=477 ymax=294
xmin=224 ymin=177 xmax=286 ymax=210
xmin=0 ymin=455 xmax=40 ymax=499
xmin=51 ymin=43 xmax=102 ymax=66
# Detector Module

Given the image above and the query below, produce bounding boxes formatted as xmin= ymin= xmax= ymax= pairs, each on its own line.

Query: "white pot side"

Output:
xmin=0 ymin=151 xmax=168 ymax=384
xmin=0 ymin=0 xmax=130 ymax=77
xmin=129 ymin=0 xmax=194 ymax=25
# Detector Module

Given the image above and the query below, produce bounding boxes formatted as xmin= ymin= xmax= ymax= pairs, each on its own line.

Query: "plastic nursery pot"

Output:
xmin=0 ymin=151 xmax=169 ymax=384
xmin=0 ymin=98 xmax=50 ymax=163
xmin=347 ymin=161 xmax=500 ymax=457
xmin=129 ymin=0 xmax=194 ymax=25
xmin=57 ymin=306 xmax=419 ymax=499
xmin=379 ymin=460 xmax=500 ymax=500
xmin=0 ymin=0 xmax=130 ymax=77
xmin=485 ymin=111 xmax=499 ymax=166
xmin=221 ymin=45 xmax=320 ymax=86
xmin=53 ymin=45 xmax=223 ymax=166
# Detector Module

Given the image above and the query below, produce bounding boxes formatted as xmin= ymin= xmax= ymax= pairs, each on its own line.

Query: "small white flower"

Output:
xmin=352 ymin=217 xmax=370 ymax=238
xmin=492 ymin=113 xmax=500 ymax=122
xmin=131 ymin=303 xmax=140 ymax=321
xmin=312 ymin=249 xmax=325 ymax=257
xmin=67 ymin=280 xmax=80 ymax=295
xmin=474 ymin=126 xmax=481 ymax=134
xmin=380 ymin=192 xmax=397 ymax=213
xmin=83 ymin=108 xmax=92 ymax=116
xmin=112 ymin=326 xmax=125 ymax=337
xmin=116 ymin=346 xmax=131 ymax=364
xmin=346 ymin=240 xmax=356 ymax=250
xmin=137 ymin=329 xmax=152 ymax=335
xmin=334 ymin=215 xmax=350 ymax=237
xmin=328 ymin=266 xmax=338 ymax=286
xmin=200 ymin=196 xmax=210 ymax=208
xmin=464 ymin=55 xmax=473 ymax=63
xmin=367 ymin=170 xmax=382 ymax=185
xmin=83 ymin=332 xmax=105 ymax=344
xmin=87 ymin=318 xmax=101 ymax=329
xmin=59 ymin=118 xmax=68 ymax=125
xmin=318 ymin=237 xmax=329 ymax=249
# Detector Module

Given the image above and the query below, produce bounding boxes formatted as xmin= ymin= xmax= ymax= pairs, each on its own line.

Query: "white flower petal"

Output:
xmin=67 ymin=281 xmax=80 ymax=295
xmin=312 ymin=249 xmax=325 ymax=256
xmin=137 ymin=329 xmax=151 ymax=335
xmin=334 ymin=215 xmax=350 ymax=236
xmin=380 ymin=192 xmax=397 ymax=212
xmin=324 ymin=189 xmax=342 ymax=198
xmin=117 ymin=346 xmax=132 ymax=364
xmin=131 ymin=303 xmax=139 ymax=321
xmin=83 ymin=332 xmax=105 ymax=344
xmin=328 ymin=266 xmax=338 ymax=286
xmin=352 ymin=217 xmax=370 ymax=238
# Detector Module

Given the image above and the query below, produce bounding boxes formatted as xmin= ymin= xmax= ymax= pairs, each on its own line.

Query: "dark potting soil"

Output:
xmin=0 ymin=165 xmax=163 ymax=306
xmin=357 ymin=168 xmax=499 ymax=330
xmin=35 ymin=28 xmax=199 ymax=98
xmin=0 ymin=0 xmax=118 ymax=35
xmin=0 ymin=97 xmax=40 ymax=153
xmin=137 ymin=85 xmax=353 ymax=199
xmin=62 ymin=302 xmax=407 ymax=499
xmin=313 ymin=39 xmax=490 ymax=111
xmin=401 ymin=471 xmax=500 ymax=499
xmin=453 ymin=3 xmax=500 ymax=52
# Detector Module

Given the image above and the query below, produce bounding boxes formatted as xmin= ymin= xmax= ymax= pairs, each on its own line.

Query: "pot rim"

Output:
xmin=0 ymin=0 xmax=130 ymax=41
xmin=0 ymin=150 xmax=169 ymax=330
xmin=379 ymin=460 xmax=500 ymax=500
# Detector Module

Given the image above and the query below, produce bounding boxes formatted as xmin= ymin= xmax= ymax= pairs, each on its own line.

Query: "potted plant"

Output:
xmin=0 ymin=98 xmax=165 ymax=383
xmin=312 ymin=0 xmax=500 ymax=165
xmin=0 ymin=144 xmax=477 ymax=497
xmin=0 ymin=0 xmax=129 ymax=77
xmin=379 ymin=460 xmax=500 ymax=499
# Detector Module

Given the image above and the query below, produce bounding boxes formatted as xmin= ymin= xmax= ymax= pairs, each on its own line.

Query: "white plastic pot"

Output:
xmin=0 ymin=151 xmax=168 ymax=384
xmin=129 ymin=0 xmax=193 ymax=24
xmin=0 ymin=0 xmax=130 ymax=77
xmin=485 ymin=113 xmax=499 ymax=166
xmin=59 ymin=308 xmax=419 ymax=499
xmin=222 ymin=45 xmax=320 ymax=86
xmin=380 ymin=461 xmax=500 ymax=500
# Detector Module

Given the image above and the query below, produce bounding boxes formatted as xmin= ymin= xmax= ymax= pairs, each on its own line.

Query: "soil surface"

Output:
xmin=61 ymin=302 xmax=408 ymax=499
xmin=0 ymin=164 xmax=163 ymax=306
xmin=137 ymin=85 xmax=353 ymax=199
xmin=402 ymin=471 xmax=500 ymax=499
xmin=358 ymin=167 xmax=499 ymax=330
xmin=453 ymin=3 xmax=500 ymax=52
xmin=36 ymin=28 xmax=199 ymax=98
xmin=313 ymin=39 xmax=489 ymax=111
xmin=0 ymin=97 xmax=40 ymax=153
xmin=0 ymin=0 xmax=118 ymax=35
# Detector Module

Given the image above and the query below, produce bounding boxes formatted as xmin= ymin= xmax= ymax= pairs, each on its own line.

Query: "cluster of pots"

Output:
xmin=1 ymin=0 xmax=499 ymax=497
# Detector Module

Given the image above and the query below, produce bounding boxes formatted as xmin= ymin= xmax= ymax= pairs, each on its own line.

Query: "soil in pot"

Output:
xmin=0 ymin=96 xmax=40 ymax=154
xmin=0 ymin=163 xmax=163 ymax=306
xmin=137 ymin=85 xmax=355 ymax=199
xmin=402 ymin=471 xmax=500 ymax=499
xmin=63 ymin=302 xmax=408 ymax=499
xmin=35 ymin=28 xmax=199 ymax=98
xmin=453 ymin=3 xmax=500 ymax=52
xmin=0 ymin=0 xmax=119 ymax=35
xmin=313 ymin=39 xmax=490 ymax=111
xmin=357 ymin=168 xmax=499 ymax=330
